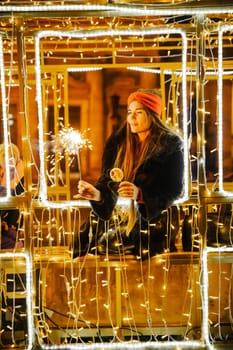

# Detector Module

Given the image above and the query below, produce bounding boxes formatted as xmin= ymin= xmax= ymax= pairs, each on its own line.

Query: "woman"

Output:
xmin=75 ymin=88 xmax=184 ymax=259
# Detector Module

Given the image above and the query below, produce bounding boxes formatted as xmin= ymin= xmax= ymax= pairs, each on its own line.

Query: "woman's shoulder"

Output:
xmin=152 ymin=130 xmax=183 ymax=157
xmin=161 ymin=130 xmax=183 ymax=147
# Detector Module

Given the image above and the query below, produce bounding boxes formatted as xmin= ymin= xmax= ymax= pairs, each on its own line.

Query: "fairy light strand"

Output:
xmin=1 ymin=7 xmax=233 ymax=350
xmin=0 ymin=252 xmax=34 ymax=350
xmin=0 ymin=34 xmax=11 ymax=200
xmin=1 ymin=3 xmax=233 ymax=16
xmin=35 ymin=27 xmax=189 ymax=205
xmin=217 ymin=24 xmax=233 ymax=193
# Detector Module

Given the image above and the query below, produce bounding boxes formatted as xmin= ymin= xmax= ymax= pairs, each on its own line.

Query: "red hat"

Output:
xmin=127 ymin=90 xmax=162 ymax=117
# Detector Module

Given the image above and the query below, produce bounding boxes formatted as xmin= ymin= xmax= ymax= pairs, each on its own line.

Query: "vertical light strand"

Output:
xmin=181 ymin=31 xmax=189 ymax=201
xmin=0 ymin=34 xmax=11 ymax=198
xmin=217 ymin=25 xmax=223 ymax=192
xmin=201 ymin=248 xmax=214 ymax=350
xmin=24 ymin=252 xmax=34 ymax=349
xmin=35 ymin=28 xmax=189 ymax=206
xmin=0 ymin=252 xmax=34 ymax=350
xmin=35 ymin=34 xmax=47 ymax=202
xmin=217 ymin=24 xmax=233 ymax=193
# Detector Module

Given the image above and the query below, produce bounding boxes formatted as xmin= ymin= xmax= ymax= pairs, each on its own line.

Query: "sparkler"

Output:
xmin=57 ymin=126 xmax=92 ymax=180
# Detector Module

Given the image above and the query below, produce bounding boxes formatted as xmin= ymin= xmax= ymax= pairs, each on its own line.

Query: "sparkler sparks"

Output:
xmin=57 ymin=126 xmax=92 ymax=155
xmin=50 ymin=126 xmax=92 ymax=181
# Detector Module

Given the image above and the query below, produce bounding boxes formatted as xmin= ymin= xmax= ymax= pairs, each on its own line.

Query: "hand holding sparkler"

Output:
xmin=74 ymin=180 xmax=101 ymax=201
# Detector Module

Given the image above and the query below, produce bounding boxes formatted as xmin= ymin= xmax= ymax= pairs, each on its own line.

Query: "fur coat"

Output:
xmin=91 ymin=124 xmax=184 ymax=223
xmin=75 ymin=125 xmax=184 ymax=258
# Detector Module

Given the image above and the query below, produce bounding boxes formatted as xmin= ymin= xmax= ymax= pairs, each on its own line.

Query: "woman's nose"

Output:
xmin=129 ymin=111 xmax=136 ymax=119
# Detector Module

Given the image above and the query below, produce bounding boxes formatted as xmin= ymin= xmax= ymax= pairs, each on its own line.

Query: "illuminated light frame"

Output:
xmin=202 ymin=246 xmax=233 ymax=350
xmin=39 ymin=341 xmax=208 ymax=350
xmin=34 ymin=28 xmax=206 ymax=350
xmin=35 ymin=28 xmax=189 ymax=208
xmin=128 ymin=66 xmax=233 ymax=77
xmin=0 ymin=251 xmax=34 ymax=349
xmin=0 ymin=33 xmax=11 ymax=200
xmin=217 ymin=24 xmax=233 ymax=193
xmin=0 ymin=6 xmax=230 ymax=349
xmin=0 ymin=37 xmax=34 ymax=347
xmin=67 ymin=67 xmax=102 ymax=73
xmin=1 ymin=3 xmax=233 ymax=16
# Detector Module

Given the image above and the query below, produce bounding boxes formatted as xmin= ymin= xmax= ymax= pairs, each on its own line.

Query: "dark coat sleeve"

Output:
xmin=135 ymin=134 xmax=184 ymax=221
xmin=90 ymin=132 xmax=121 ymax=220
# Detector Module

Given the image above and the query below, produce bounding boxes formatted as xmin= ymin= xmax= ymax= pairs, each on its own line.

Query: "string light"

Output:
xmin=39 ymin=341 xmax=207 ymax=350
xmin=0 ymin=252 xmax=34 ymax=349
xmin=217 ymin=24 xmax=233 ymax=193
xmin=35 ymin=27 xmax=188 ymax=205
xmin=1 ymin=5 xmax=233 ymax=349
xmin=67 ymin=67 xmax=102 ymax=72
xmin=0 ymin=34 xmax=11 ymax=200
xmin=0 ymin=3 xmax=233 ymax=16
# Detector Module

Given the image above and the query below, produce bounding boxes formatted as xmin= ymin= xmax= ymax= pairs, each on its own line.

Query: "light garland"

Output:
xmin=67 ymin=67 xmax=102 ymax=72
xmin=39 ymin=340 xmax=207 ymax=350
xmin=1 ymin=3 xmax=233 ymax=16
xmin=0 ymin=251 xmax=34 ymax=349
xmin=128 ymin=66 xmax=233 ymax=77
xmin=35 ymin=27 xmax=189 ymax=205
xmin=201 ymin=247 xmax=213 ymax=349
xmin=217 ymin=25 xmax=224 ymax=192
xmin=202 ymin=246 xmax=233 ymax=348
xmin=217 ymin=24 xmax=233 ymax=193
xmin=1 ymin=7 xmax=233 ymax=350
xmin=0 ymin=34 xmax=11 ymax=200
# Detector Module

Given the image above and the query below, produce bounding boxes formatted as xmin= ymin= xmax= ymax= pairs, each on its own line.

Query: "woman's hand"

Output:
xmin=75 ymin=180 xmax=101 ymax=202
xmin=118 ymin=181 xmax=139 ymax=200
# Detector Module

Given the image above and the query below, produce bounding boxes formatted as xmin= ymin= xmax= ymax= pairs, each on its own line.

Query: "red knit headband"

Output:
xmin=127 ymin=91 xmax=162 ymax=117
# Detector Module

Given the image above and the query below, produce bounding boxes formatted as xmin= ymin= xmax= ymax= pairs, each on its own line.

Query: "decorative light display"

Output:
xmin=0 ymin=2 xmax=233 ymax=16
xmin=34 ymin=26 xmax=203 ymax=350
xmin=0 ymin=252 xmax=33 ymax=349
xmin=0 ymin=3 xmax=233 ymax=350
xmin=35 ymin=27 xmax=188 ymax=205
xmin=217 ymin=24 xmax=233 ymax=193
xmin=0 ymin=34 xmax=11 ymax=200
xmin=67 ymin=68 xmax=102 ymax=73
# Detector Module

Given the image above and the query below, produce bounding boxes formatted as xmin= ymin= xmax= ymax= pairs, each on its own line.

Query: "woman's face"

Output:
xmin=127 ymin=101 xmax=152 ymax=135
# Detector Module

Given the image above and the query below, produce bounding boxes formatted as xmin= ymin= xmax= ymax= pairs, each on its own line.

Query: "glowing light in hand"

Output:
xmin=110 ymin=167 xmax=124 ymax=182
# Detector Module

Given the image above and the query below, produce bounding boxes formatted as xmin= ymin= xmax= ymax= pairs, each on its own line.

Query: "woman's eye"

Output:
xmin=127 ymin=109 xmax=144 ymax=117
